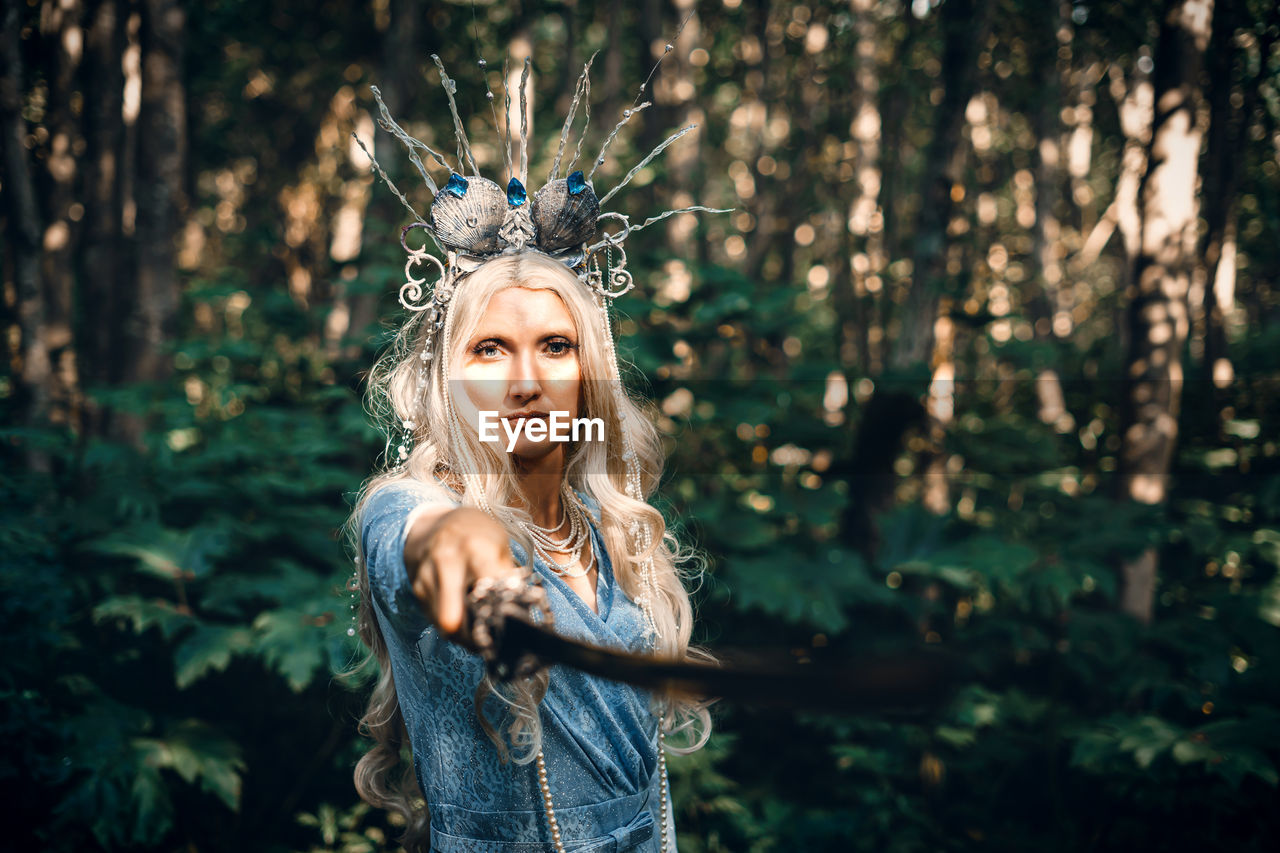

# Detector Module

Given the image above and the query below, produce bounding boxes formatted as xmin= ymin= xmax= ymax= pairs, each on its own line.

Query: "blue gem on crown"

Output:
xmin=444 ymin=173 xmax=469 ymax=198
xmin=567 ymin=170 xmax=587 ymax=196
xmin=506 ymin=178 xmax=528 ymax=207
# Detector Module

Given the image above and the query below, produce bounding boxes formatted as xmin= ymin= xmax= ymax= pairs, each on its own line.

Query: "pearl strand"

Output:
xmin=347 ymin=557 xmax=360 ymax=637
xmin=518 ymin=483 xmax=596 ymax=578
xmin=535 ymin=715 xmax=672 ymax=853
xmin=595 ymin=290 xmax=661 ymax=640
xmin=535 ymin=749 xmax=565 ymax=851
xmin=594 ymin=288 xmax=673 ymax=849
xmin=658 ymin=715 xmax=670 ymax=849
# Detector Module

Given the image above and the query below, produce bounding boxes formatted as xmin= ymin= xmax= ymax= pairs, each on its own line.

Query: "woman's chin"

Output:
xmin=509 ymin=442 xmax=562 ymax=466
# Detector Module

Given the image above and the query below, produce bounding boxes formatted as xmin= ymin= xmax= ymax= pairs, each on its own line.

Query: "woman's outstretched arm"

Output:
xmin=402 ymin=505 xmax=524 ymax=643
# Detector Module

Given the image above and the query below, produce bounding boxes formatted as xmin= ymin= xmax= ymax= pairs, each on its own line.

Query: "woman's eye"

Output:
xmin=473 ymin=341 xmax=502 ymax=357
xmin=546 ymin=339 xmax=576 ymax=355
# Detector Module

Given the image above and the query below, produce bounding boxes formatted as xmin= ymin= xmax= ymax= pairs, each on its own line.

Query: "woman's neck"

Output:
xmin=515 ymin=450 xmax=567 ymax=528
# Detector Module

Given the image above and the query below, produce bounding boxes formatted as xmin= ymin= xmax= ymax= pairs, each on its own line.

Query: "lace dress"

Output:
xmin=360 ymin=478 xmax=675 ymax=852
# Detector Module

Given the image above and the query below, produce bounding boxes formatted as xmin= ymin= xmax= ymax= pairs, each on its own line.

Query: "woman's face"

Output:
xmin=455 ymin=286 xmax=583 ymax=463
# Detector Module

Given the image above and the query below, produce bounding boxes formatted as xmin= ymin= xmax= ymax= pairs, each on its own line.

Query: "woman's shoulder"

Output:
xmin=362 ymin=475 xmax=461 ymax=521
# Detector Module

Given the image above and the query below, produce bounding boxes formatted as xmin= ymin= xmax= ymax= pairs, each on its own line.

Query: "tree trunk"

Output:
xmin=81 ymin=0 xmax=128 ymax=423
xmin=836 ymin=0 xmax=883 ymax=375
xmin=1117 ymin=0 xmax=1214 ymax=625
xmin=1199 ymin=2 xmax=1277 ymax=388
xmin=37 ymin=0 xmax=84 ymax=431
xmin=1 ymin=4 xmax=54 ymax=464
xmin=125 ymin=0 xmax=185 ymax=391
xmin=876 ymin=9 xmax=922 ymax=278
xmin=838 ymin=1 xmax=989 ymax=555
xmin=922 ymin=310 xmax=956 ymax=515
xmin=1081 ymin=59 xmax=1154 ymax=273
xmin=1029 ymin=2 xmax=1072 ymax=429
xmin=886 ymin=0 xmax=993 ymax=519
xmin=892 ymin=0 xmax=994 ymax=371
xmin=343 ymin=0 xmax=424 ymax=364
xmin=602 ymin=0 xmax=624 ymax=125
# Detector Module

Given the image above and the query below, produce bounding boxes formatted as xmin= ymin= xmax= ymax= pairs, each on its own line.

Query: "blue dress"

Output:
xmin=361 ymin=478 xmax=675 ymax=852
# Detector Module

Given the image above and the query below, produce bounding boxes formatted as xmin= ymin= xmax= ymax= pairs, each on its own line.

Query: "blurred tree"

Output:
xmin=1118 ymin=0 xmax=1214 ymax=625
xmin=36 ymin=0 xmax=82 ymax=434
xmin=1199 ymin=0 xmax=1278 ymax=390
xmin=128 ymin=0 xmax=186 ymax=392
xmin=2 ymin=2 xmax=53 ymax=456
xmin=81 ymin=0 xmax=130 ymax=436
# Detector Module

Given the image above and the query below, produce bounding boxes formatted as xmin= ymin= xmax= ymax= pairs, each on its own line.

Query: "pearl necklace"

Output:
xmin=536 ymin=715 xmax=670 ymax=852
xmin=517 ymin=483 xmax=596 ymax=579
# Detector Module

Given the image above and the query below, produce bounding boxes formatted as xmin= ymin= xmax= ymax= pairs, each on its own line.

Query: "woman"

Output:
xmin=344 ymin=250 xmax=708 ymax=852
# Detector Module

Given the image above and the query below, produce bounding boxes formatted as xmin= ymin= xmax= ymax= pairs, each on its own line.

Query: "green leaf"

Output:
xmin=92 ymin=595 xmax=193 ymax=640
xmin=82 ymin=523 xmax=232 ymax=581
xmin=135 ymin=720 xmax=246 ymax=811
xmin=1119 ymin=717 xmax=1181 ymax=769
xmin=174 ymin=624 xmax=253 ymax=688
xmin=128 ymin=765 xmax=175 ymax=844
xmin=253 ymin=609 xmax=327 ymax=692
xmin=1261 ymin=573 xmax=1280 ymax=628
xmin=1208 ymin=748 xmax=1280 ymax=789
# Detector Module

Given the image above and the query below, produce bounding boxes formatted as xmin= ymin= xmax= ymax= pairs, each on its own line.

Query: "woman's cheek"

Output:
xmin=546 ymin=359 xmax=582 ymax=409
xmin=549 ymin=380 xmax=582 ymax=418
xmin=460 ymin=372 xmax=505 ymax=408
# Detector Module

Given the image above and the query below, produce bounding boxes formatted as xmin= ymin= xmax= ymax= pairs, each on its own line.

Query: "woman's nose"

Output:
xmin=507 ymin=349 xmax=542 ymax=400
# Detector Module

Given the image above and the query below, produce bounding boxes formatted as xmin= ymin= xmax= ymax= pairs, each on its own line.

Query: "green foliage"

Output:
xmin=1 ymin=247 xmax=383 ymax=850
xmin=5 ymin=0 xmax=1280 ymax=851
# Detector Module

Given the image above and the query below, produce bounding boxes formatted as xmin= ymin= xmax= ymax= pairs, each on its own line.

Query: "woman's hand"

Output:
xmin=403 ymin=505 xmax=523 ymax=643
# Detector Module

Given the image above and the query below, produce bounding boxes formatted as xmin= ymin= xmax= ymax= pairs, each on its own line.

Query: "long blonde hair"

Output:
xmin=341 ymin=251 xmax=710 ymax=851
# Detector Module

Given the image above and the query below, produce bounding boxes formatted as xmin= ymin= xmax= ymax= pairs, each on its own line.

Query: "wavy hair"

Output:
xmin=339 ymin=251 xmax=711 ymax=852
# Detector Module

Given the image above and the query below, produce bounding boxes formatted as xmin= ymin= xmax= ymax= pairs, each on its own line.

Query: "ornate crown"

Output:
xmin=354 ymin=43 xmax=728 ymax=341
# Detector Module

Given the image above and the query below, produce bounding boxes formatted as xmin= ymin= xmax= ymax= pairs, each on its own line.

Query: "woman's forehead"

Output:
xmin=477 ymin=286 xmax=576 ymax=332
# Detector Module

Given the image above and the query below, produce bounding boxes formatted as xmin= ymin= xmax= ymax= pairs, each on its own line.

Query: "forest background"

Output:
xmin=3 ymin=0 xmax=1279 ymax=850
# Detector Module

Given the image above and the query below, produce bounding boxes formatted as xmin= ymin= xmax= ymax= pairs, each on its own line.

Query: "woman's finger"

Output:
xmin=433 ymin=544 xmax=468 ymax=636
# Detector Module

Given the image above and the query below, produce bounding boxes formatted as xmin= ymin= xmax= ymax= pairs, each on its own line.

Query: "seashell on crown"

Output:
xmin=430 ymin=169 xmax=600 ymax=259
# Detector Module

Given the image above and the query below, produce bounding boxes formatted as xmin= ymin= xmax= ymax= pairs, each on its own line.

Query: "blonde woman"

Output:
xmin=344 ymin=250 xmax=708 ymax=852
